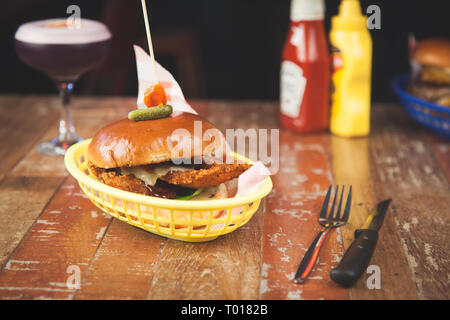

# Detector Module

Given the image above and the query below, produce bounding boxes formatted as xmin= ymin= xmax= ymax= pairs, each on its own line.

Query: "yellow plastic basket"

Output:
xmin=64 ymin=139 xmax=272 ymax=242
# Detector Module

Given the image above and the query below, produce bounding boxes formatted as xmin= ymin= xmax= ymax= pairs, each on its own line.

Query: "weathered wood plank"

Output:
xmin=0 ymin=96 xmax=137 ymax=299
xmin=0 ymin=96 xmax=133 ymax=269
xmin=260 ymin=131 xmax=349 ymax=300
xmin=0 ymin=176 xmax=112 ymax=299
xmin=74 ymin=219 xmax=166 ymax=300
xmin=425 ymin=133 xmax=450 ymax=181
xmin=147 ymin=203 xmax=265 ymax=300
xmin=0 ymin=96 xmax=59 ymax=181
xmin=0 ymin=176 xmax=64 ymax=270
xmin=367 ymin=105 xmax=449 ymax=300
xmin=330 ymin=134 xmax=419 ymax=299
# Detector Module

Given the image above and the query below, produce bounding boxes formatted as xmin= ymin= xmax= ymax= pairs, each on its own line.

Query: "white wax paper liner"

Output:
xmin=210 ymin=162 xmax=271 ymax=230
xmin=134 ymin=45 xmax=197 ymax=114
xmin=133 ymin=45 xmax=272 ymax=228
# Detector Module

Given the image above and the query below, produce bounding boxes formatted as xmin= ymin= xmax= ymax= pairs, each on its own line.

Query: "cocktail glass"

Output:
xmin=15 ymin=18 xmax=112 ymax=155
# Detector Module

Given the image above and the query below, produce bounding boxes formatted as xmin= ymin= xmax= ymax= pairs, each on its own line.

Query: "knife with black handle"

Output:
xmin=330 ymin=199 xmax=391 ymax=288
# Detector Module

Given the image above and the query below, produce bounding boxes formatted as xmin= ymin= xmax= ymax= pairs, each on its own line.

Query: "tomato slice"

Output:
xmin=144 ymin=83 xmax=167 ymax=107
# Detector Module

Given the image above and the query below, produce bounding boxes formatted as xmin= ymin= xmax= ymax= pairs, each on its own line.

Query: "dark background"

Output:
xmin=1 ymin=0 xmax=449 ymax=102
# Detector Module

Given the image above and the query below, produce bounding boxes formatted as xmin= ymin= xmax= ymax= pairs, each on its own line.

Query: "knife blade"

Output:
xmin=330 ymin=199 xmax=392 ymax=287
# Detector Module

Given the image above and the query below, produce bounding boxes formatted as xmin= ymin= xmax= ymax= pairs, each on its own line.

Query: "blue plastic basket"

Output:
xmin=392 ymin=74 xmax=450 ymax=139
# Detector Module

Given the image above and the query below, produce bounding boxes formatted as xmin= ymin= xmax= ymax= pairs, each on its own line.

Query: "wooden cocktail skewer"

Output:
xmin=141 ymin=0 xmax=158 ymax=83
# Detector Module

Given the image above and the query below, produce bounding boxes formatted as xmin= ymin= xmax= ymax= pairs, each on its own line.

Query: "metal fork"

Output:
xmin=294 ymin=185 xmax=352 ymax=284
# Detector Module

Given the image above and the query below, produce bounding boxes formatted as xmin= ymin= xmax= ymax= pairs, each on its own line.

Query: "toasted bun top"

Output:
xmin=87 ymin=112 xmax=224 ymax=168
xmin=413 ymin=38 xmax=450 ymax=68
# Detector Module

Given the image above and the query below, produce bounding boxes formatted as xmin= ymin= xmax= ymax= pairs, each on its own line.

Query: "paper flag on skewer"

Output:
xmin=133 ymin=44 xmax=272 ymax=227
xmin=134 ymin=45 xmax=197 ymax=114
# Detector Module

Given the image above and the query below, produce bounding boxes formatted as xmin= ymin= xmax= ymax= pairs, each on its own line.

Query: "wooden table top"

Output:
xmin=0 ymin=95 xmax=448 ymax=300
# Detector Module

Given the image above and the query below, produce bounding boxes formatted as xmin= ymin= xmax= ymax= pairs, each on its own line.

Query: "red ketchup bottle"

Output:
xmin=280 ymin=0 xmax=330 ymax=133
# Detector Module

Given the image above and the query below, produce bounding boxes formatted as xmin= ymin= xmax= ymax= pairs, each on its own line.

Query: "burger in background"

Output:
xmin=409 ymin=37 xmax=450 ymax=107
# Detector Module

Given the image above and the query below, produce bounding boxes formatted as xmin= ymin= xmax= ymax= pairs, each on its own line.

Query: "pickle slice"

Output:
xmin=128 ymin=105 xmax=173 ymax=121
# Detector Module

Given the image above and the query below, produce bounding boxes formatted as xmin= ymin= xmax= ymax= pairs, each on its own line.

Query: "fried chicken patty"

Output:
xmin=159 ymin=162 xmax=251 ymax=188
xmin=88 ymin=162 xmax=189 ymax=198
xmin=88 ymin=159 xmax=251 ymax=197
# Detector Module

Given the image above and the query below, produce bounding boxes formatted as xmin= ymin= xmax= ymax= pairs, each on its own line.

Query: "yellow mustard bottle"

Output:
xmin=329 ymin=0 xmax=372 ymax=137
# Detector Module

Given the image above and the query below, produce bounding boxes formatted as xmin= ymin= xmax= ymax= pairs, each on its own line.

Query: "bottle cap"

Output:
xmin=291 ymin=0 xmax=325 ymax=21
xmin=332 ymin=0 xmax=367 ymax=30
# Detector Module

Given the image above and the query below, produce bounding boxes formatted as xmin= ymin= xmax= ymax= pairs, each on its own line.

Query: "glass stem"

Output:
xmin=57 ymin=82 xmax=77 ymax=143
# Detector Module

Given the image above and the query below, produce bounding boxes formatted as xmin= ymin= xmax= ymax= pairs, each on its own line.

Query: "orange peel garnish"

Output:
xmin=144 ymin=83 xmax=167 ymax=108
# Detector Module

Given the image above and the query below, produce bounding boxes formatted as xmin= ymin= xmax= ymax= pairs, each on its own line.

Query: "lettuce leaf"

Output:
xmin=175 ymin=188 xmax=203 ymax=200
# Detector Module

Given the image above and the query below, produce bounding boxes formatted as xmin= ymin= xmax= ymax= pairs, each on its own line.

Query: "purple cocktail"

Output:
xmin=15 ymin=18 xmax=111 ymax=155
